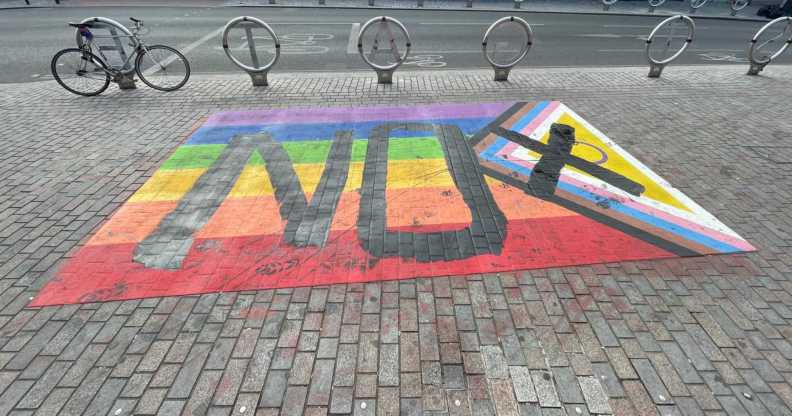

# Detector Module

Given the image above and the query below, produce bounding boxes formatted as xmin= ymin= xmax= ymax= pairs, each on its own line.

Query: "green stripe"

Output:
xmin=160 ymin=137 xmax=444 ymax=170
xmin=161 ymin=144 xmax=225 ymax=170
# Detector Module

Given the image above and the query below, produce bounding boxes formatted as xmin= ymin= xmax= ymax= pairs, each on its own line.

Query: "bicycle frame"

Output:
xmin=78 ymin=21 xmax=156 ymax=82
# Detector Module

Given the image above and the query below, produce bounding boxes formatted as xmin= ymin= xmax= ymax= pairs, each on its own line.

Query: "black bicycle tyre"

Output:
xmin=51 ymin=48 xmax=110 ymax=97
xmin=135 ymin=44 xmax=190 ymax=92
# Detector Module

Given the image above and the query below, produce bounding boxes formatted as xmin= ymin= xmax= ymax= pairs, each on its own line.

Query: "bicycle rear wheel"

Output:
xmin=51 ymin=48 xmax=110 ymax=96
xmin=135 ymin=45 xmax=190 ymax=92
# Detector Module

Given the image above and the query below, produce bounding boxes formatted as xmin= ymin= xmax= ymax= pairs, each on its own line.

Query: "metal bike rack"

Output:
xmin=688 ymin=0 xmax=708 ymax=14
xmin=730 ymin=0 xmax=749 ymax=15
xmin=747 ymin=16 xmax=792 ymax=75
xmin=357 ymin=16 xmax=411 ymax=84
xmin=645 ymin=15 xmax=695 ymax=78
xmin=222 ymin=16 xmax=280 ymax=87
xmin=482 ymin=16 xmax=533 ymax=82
xmin=648 ymin=0 xmax=666 ymax=13
xmin=602 ymin=0 xmax=618 ymax=11
xmin=75 ymin=17 xmax=138 ymax=89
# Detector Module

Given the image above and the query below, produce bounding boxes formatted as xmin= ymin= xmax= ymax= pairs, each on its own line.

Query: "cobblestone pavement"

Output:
xmin=2 ymin=64 xmax=792 ymax=415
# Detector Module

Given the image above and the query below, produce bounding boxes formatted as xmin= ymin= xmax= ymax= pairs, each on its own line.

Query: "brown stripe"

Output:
xmin=500 ymin=103 xmax=536 ymax=130
xmin=473 ymin=133 xmax=500 ymax=154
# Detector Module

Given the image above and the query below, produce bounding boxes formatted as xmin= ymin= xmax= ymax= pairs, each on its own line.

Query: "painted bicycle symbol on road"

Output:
xmin=403 ymin=54 xmax=446 ymax=68
xmin=224 ymin=33 xmax=334 ymax=55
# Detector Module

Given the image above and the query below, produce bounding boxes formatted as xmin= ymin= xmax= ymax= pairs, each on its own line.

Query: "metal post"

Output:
xmin=319 ymin=0 xmax=325 ymax=4
xmin=369 ymin=0 xmax=374 ymax=5
xmin=514 ymin=0 xmax=521 ymax=8
xmin=418 ymin=0 xmax=423 ymax=7
xmin=269 ymin=0 xmax=276 ymax=4
xmin=466 ymin=0 xmax=472 ymax=7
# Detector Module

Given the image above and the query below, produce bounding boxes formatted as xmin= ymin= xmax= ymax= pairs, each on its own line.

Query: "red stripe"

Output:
xmin=32 ymin=215 xmax=674 ymax=306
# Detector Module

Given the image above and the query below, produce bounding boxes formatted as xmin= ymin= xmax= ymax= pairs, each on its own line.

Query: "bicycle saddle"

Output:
xmin=68 ymin=22 xmax=93 ymax=28
xmin=129 ymin=17 xmax=142 ymax=23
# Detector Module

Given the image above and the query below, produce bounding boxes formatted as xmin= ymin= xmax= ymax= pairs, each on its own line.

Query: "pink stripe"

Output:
xmin=519 ymin=101 xmax=561 ymax=136
xmin=499 ymin=152 xmax=754 ymax=251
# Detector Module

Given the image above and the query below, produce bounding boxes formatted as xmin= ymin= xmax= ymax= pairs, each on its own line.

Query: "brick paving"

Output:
xmin=1 ymin=64 xmax=792 ymax=415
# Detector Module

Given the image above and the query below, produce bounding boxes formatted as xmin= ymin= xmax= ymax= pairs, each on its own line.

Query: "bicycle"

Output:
xmin=51 ymin=17 xmax=190 ymax=96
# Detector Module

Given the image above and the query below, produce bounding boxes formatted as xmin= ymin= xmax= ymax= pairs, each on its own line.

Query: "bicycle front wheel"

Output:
xmin=51 ymin=48 xmax=110 ymax=96
xmin=135 ymin=45 xmax=190 ymax=92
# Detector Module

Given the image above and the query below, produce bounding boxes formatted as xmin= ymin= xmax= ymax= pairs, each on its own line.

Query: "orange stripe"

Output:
xmin=87 ymin=201 xmax=177 ymax=246
xmin=87 ymin=175 xmax=579 ymax=245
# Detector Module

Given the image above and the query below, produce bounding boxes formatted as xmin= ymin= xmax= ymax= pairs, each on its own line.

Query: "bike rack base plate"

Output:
xmin=249 ymin=71 xmax=269 ymax=87
xmin=376 ymin=69 xmax=394 ymax=84
xmin=648 ymin=62 xmax=665 ymax=78
xmin=747 ymin=62 xmax=766 ymax=76
xmin=494 ymin=67 xmax=511 ymax=82
xmin=117 ymin=73 xmax=137 ymax=90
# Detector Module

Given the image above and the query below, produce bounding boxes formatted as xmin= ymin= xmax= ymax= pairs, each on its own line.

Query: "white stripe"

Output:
xmin=347 ymin=23 xmax=360 ymax=55
xmin=598 ymin=48 xmax=743 ymax=53
xmin=143 ymin=26 xmax=223 ymax=77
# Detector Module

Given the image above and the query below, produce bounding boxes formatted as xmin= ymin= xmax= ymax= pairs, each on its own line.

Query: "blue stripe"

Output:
xmin=481 ymin=137 xmax=510 ymax=163
xmin=186 ymin=117 xmax=494 ymax=145
xmin=510 ymin=101 xmax=550 ymax=133
xmin=478 ymin=152 xmax=740 ymax=253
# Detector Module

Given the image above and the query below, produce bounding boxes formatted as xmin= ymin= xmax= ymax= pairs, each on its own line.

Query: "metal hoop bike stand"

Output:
xmin=648 ymin=0 xmax=666 ymax=13
xmin=222 ymin=16 xmax=280 ymax=87
xmin=482 ymin=16 xmax=534 ymax=82
xmin=602 ymin=0 xmax=618 ymax=11
xmin=730 ymin=0 xmax=749 ymax=15
xmin=75 ymin=17 xmax=138 ymax=89
xmin=689 ymin=0 xmax=708 ymax=14
xmin=645 ymin=15 xmax=695 ymax=78
xmin=357 ymin=16 xmax=411 ymax=84
xmin=747 ymin=16 xmax=792 ymax=75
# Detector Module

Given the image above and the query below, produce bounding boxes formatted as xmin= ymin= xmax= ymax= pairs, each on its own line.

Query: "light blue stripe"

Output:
xmin=510 ymin=101 xmax=550 ymax=133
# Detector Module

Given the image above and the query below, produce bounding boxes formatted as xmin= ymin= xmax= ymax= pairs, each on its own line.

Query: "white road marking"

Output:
xmin=413 ymin=49 xmax=517 ymax=53
xmin=598 ymin=48 xmax=743 ymax=52
xmin=272 ymin=22 xmax=353 ymax=25
xmin=181 ymin=26 xmax=225 ymax=57
xmin=143 ymin=26 xmax=223 ymax=77
xmin=420 ymin=22 xmax=545 ymax=26
xmin=603 ymin=24 xmax=712 ymax=29
xmin=347 ymin=23 xmax=360 ymax=55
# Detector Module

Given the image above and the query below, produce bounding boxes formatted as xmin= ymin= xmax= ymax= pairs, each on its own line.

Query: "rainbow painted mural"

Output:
xmin=33 ymin=101 xmax=755 ymax=305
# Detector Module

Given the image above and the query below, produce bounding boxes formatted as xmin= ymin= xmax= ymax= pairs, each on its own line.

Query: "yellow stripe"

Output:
xmin=130 ymin=158 xmax=451 ymax=203
xmin=129 ymin=169 xmax=205 ymax=203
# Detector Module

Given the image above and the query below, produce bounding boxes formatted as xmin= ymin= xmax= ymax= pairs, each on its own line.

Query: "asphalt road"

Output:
xmin=0 ymin=6 xmax=785 ymax=83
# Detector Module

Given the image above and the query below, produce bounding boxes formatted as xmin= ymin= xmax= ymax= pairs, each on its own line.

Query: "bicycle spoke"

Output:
xmin=52 ymin=49 xmax=109 ymax=96
xmin=137 ymin=45 xmax=189 ymax=91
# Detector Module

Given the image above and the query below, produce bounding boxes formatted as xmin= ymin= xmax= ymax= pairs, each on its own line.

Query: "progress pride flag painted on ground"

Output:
xmin=32 ymin=101 xmax=754 ymax=305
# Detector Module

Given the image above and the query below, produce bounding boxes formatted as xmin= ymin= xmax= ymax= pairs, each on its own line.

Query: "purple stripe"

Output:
xmin=204 ymin=102 xmax=514 ymax=127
